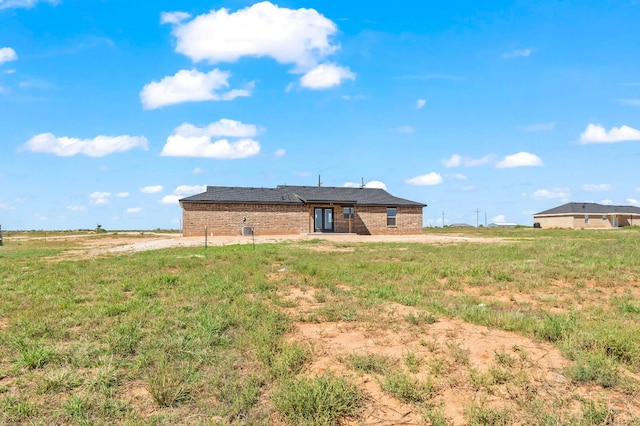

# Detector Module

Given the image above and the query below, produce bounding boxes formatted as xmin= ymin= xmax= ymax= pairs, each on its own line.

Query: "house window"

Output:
xmin=585 ymin=215 xmax=589 ymax=224
xmin=387 ymin=207 xmax=397 ymax=227
xmin=343 ymin=207 xmax=354 ymax=219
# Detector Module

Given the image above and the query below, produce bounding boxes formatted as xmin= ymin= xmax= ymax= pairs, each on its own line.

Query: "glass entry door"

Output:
xmin=314 ymin=208 xmax=334 ymax=232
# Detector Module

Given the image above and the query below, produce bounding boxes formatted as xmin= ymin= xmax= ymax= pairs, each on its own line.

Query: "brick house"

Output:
xmin=179 ymin=185 xmax=426 ymax=236
xmin=533 ymin=202 xmax=640 ymax=229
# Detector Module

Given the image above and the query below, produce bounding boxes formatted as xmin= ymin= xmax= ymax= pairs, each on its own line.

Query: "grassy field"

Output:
xmin=1 ymin=228 xmax=639 ymax=424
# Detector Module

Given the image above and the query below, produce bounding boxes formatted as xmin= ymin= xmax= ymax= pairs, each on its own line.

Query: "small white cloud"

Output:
xmin=126 ymin=207 xmax=143 ymax=214
xmin=580 ymin=123 xmax=640 ymax=144
xmin=161 ymin=195 xmax=181 ymax=205
xmin=140 ymin=69 xmax=251 ymax=110
xmin=0 ymin=0 xmax=57 ymax=9
xmin=192 ymin=167 xmax=204 ymax=174
xmin=395 ymin=126 xmax=414 ymax=134
xmin=299 ymin=63 xmax=355 ymax=89
xmin=442 ymin=153 xmax=494 ymax=168
xmin=160 ymin=11 xmax=191 ymax=24
xmin=364 ymin=180 xmax=387 ymax=190
xmin=496 ymin=152 xmax=543 ymax=168
xmin=449 ymin=173 xmax=468 ymax=180
xmin=23 ymin=133 xmax=148 ymax=157
xmin=582 ymin=184 xmax=613 ymax=192
xmin=406 ymin=172 xmax=443 ymax=186
xmin=141 ymin=185 xmax=163 ymax=194
xmin=173 ymin=185 xmax=206 ymax=196
xmin=116 ymin=192 xmax=130 ymax=198
xmin=89 ymin=192 xmax=111 ymax=205
xmin=66 ymin=205 xmax=86 ymax=212
xmin=502 ymin=48 xmax=532 ymax=58
xmin=274 ymin=148 xmax=286 ymax=157
xmin=492 ymin=214 xmax=506 ymax=223
xmin=532 ymin=188 xmax=570 ymax=201
xmin=617 ymin=99 xmax=640 ymax=107
xmin=442 ymin=154 xmax=461 ymax=168
xmin=600 ymin=199 xmax=613 ymax=205
xmin=627 ymin=198 xmax=640 ymax=206
xmin=416 ymin=99 xmax=426 ymax=109
xmin=161 ymin=119 xmax=261 ymax=159
xmin=0 ymin=202 xmax=14 ymax=211
xmin=0 ymin=47 xmax=18 ymax=65
xmin=343 ymin=180 xmax=387 ymax=190
xmin=520 ymin=122 xmax=555 ymax=132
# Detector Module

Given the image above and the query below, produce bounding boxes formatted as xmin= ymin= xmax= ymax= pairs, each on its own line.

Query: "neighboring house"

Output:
xmin=533 ymin=202 xmax=640 ymax=229
xmin=487 ymin=222 xmax=517 ymax=228
xmin=179 ymin=185 xmax=426 ymax=236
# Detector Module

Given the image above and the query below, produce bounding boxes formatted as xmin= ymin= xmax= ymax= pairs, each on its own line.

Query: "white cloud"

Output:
xmin=492 ymin=214 xmax=506 ymax=223
xmin=442 ymin=154 xmax=461 ymax=168
xmin=174 ymin=185 xmax=206 ymax=196
xmin=627 ymin=198 xmax=640 ymax=206
xmin=442 ymin=153 xmax=494 ymax=168
xmin=395 ymin=126 xmax=414 ymax=134
xmin=192 ymin=167 xmax=204 ymax=174
xmin=0 ymin=47 xmax=17 ymax=65
xmin=299 ymin=63 xmax=355 ymax=89
xmin=126 ymin=207 xmax=142 ymax=214
xmin=116 ymin=192 xmax=130 ymax=198
xmin=406 ymin=172 xmax=443 ymax=186
xmin=164 ymin=2 xmax=353 ymax=89
xmin=274 ymin=148 xmax=286 ymax=157
xmin=520 ymin=122 xmax=555 ymax=132
xmin=24 ymin=133 xmax=148 ymax=157
xmin=580 ymin=123 xmax=640 ymax=143
xmin=416 ymin=99 xmax=426 ymax=109
xmin=496 ymin=152 xmax=543 ymax=168
xmin=0 ymin=0 xmax=57 ymax=10
xmin=140 ymin=69 xmax=251 ymax=110
xmin=532 ymin=188 xmax=570 ymax=201
xmin=66 ymin=205 xmax=86 ymax=212
xmin=582 ymin=184 xmax=613 ymax=192
xmin=141 ymin=185 xmax=163 ymax=194
xmin=600 ymin=199 xmax=613 ymax=205
xmin=0 ymin=202 xmax=15 ymax=211
xmin=168 ymin=2 xmax=338 ymax=69
xmin=161 ymin=119 xmax=261 ymax=159
xmin=89 ymin=192 xmax=111 ymax=205
xmin=502 ymin=48 xmax=532 ymax=58
xmin=364 ymin=180 xmax=387 ymax=190
xmin=161 ymin=195 xmax=181 ymax=205
xmin=617 ymin=99 xmax=640 ymax=107
xmin=160 ymin=11 xmax=191 ymax=25
xmin=449 ymin=173 xmax=468 ymax=180
xmin=343 ymin=180 xmax=387 ymax=190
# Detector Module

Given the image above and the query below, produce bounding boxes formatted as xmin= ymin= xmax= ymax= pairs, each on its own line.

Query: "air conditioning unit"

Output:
xmin=241 ymin=226 xmax=254 ymax=236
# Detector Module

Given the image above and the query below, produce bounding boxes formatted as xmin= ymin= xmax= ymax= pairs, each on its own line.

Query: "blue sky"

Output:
xmin=1 ymin=0 xmax=639 ymax=230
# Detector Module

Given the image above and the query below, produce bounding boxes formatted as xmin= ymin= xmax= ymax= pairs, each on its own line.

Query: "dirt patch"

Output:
xmin=276 ymin=286 xmax=640 ymax=425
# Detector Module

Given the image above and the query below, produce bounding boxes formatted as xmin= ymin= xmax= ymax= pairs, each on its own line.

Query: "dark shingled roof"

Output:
xmin=180 ymin=185 xmax=426 ymax=207
xmin=535 ymin=202 xmax=640 ymax=216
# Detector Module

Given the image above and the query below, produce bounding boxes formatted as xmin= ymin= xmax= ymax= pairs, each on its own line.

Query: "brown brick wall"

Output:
xmin=181 ymin=202 xmax=424 ymax=236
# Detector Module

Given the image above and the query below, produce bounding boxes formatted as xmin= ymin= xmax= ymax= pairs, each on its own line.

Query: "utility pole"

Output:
xmin=442 ymin=211 xmax=445 ymax=227
xmin=476 ymin=208 xmax=480 ymax=227
xmin=485 ymin=212 xmax=487 ymax=227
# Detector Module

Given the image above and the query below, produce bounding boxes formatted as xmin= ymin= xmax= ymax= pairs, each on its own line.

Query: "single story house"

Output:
xmin=179 ymin=185 xmax=426 ymax=236
xmin=533 ymin=202 xmax=640 ymax=229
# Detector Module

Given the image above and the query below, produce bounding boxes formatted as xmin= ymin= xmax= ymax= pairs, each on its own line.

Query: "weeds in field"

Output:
xmin=2 ymin=228 xmax=640 ymax=423
xmin=272 ymin=374 xmax=362 ymax=425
